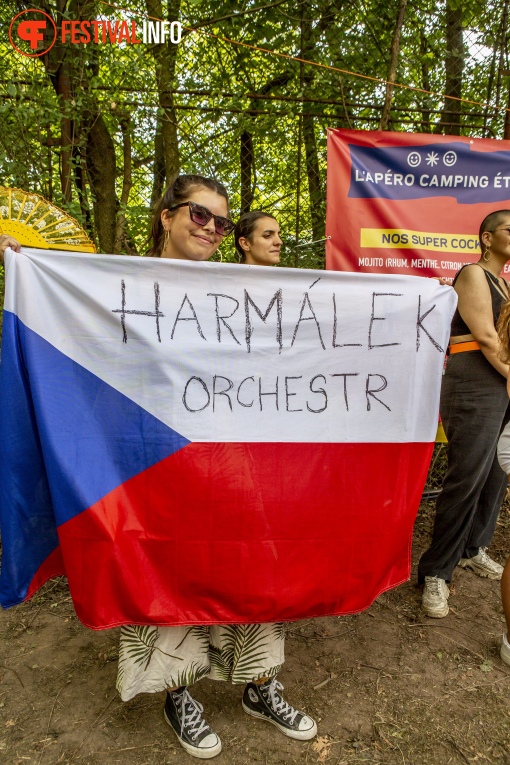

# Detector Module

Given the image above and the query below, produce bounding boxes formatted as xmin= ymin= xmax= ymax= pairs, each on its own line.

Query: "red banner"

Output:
xmin=326 ymin=130 xmax=510 ymax=282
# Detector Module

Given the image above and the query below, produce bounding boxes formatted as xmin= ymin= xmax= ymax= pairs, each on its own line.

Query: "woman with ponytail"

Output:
xmin=234 ymin=211 xmax=282 ymax=266
xmin=116 ymin=185 xmax=316 ymax=759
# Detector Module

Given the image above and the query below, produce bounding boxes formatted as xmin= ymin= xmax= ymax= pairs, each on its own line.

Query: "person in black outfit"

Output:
xmin=419 ymin=210 xmax=510 ymax=617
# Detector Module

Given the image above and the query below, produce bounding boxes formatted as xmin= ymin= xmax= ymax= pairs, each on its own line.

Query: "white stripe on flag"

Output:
xmin=4 ymin=248 xmax=457 ymax=444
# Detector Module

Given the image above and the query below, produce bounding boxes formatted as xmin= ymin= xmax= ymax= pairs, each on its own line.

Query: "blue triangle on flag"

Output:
xmin=4 ymin=312 xmax=190 ymax=526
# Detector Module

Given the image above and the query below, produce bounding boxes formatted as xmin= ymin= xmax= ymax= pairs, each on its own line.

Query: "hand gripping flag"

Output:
xmin=0 ymin=249 xmax=457 ymax=628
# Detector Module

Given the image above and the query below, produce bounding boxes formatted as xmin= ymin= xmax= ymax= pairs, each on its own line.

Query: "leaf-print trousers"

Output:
xmin=116 ymin=623 xmax=286 ymax=701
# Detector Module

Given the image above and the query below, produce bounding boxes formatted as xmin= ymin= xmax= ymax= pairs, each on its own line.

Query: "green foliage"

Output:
xmin=0 ymin=0 xmax=508 ymax=268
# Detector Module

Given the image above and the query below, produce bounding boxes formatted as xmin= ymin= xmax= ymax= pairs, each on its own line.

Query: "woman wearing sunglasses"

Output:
xmin=115 ymin=176 xmax=316 ymax=758
xmin=234 ymin=210 xmax=283 ymax=266
xmin=147 ymin=179 xmax=235 ymax=258
xmin=419 ymin=210 xmax=510 ymax=619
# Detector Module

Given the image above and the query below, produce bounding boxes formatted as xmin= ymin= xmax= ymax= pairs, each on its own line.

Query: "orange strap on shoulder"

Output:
xmin=449 ymin=341 xmax=481 ymax=354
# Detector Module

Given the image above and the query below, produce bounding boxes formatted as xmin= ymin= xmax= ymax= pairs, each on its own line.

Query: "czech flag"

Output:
xmin=0 ymin=249 xmax=456 ymax=628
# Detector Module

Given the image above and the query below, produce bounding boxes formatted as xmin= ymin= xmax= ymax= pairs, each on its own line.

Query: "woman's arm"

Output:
xmin=455 ymin=265 xmax=509 ymax=378
xmin=0 ymin=235 xmax=21 ymax=263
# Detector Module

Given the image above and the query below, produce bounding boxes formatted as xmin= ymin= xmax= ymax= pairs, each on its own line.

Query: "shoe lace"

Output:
xmin=174 ymin=689 xmax=209 ymax=741
xmin=261 ymin=679 xmax=298 ymax=724
xmin=477 ymin=548 xmax=497 ymax=568
xmin=426 ymin=577 xmax=443 ymax=597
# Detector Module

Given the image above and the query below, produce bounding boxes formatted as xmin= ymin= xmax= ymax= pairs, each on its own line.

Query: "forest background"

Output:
xmin=1 ymin=0 xmax=510 ymax=269
xmin=3 ymin=6 xmax=510 ymax=763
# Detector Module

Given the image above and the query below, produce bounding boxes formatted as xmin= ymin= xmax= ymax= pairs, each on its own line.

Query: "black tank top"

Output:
xmin=450 ymin=264 xmax=509 ymax=336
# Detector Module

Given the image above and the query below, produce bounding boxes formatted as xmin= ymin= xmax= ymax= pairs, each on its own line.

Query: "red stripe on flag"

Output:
xmin=58 ymin=442 xmax=433 ymax=629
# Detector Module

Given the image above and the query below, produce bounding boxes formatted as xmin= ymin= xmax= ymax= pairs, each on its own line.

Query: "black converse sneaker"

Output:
xmin=242 ymin=678 xmax=317 ymax=740
xmin=164 ymin=687 xmax=222 ymax=759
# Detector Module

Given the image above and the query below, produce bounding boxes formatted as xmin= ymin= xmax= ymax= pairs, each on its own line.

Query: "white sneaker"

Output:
xmin=501 ymin=633 xmax=510 ymax=666
xmin=422 ymin=576 xmax=450 ymax=618
xmin=458 ymin=548 xmax=503 ymax=580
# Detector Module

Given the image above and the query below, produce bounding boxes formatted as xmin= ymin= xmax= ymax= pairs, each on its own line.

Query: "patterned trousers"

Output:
xmin=117 ymin=623 xmax=286 ymax=702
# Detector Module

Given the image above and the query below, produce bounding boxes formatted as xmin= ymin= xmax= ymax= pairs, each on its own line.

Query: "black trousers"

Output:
xmin=418 ymin=351 xmax=510 ymax=584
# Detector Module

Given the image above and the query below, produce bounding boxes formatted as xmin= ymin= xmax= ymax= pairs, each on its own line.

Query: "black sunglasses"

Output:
xmin=167 ymin=201 xmax=235 ymax=236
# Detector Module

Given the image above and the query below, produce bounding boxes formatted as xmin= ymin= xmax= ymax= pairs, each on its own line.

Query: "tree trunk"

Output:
xmin=55 ymin=65 xmax=74 ymax=203
xmin=151 ymin=119 xmax=166 ymax=208
xmin=302 ymin=115 xmax=324 ymax=242
xmin=41 ymin=0 xmax=75 ymax=203
xmin=73 ymin=145 xmax=94 ymax=239
xmin=504 ymin=83 xmax=510 ymax=140
xmin=240 ymin=130 xmax=254 ymax=213
xmin=435 ymin=2 xmax=464 ymax=135
xmin=239 ymin=74 xmax=291 ymax=214
xmin=420 ymin=29 xmax=432 ymax=133
xmin=420 ymin=31 xmax=431 ymax=133
xmin=147 ymin=0 xmax=181 ymax=183
xmin=39 ymin=0 xmax=118 ymax=249
xmin=86 ymin=113 xmax=117 ymax=253
xmin=494 ymin=0 xmax=509 ymax=111
xmin=379 ymin=0 xmax=408 ymax=130
xmin=114 ymin=114 xmax=133 ymax=254
xmin=300 ymin=10 xmax=325 ymax=244
xmin=485 ymin=0 xmax=509 ymax=136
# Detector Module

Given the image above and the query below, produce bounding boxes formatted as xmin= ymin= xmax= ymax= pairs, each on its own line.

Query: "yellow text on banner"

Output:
xmin=360 ymin=228 xmax=479 ymax=254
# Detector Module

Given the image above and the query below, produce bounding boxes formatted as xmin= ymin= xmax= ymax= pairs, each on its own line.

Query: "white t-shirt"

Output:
xmin=498 ymin=421 xmax=510 ymax=476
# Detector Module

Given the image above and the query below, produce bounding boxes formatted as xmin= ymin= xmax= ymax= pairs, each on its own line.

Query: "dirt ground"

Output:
xmin=1 ymin=499 xmax=510 ymax=765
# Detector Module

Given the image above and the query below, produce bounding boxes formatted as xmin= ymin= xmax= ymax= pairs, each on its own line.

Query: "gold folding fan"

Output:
xmin=0 ymin=186 xmax=96 ymax=252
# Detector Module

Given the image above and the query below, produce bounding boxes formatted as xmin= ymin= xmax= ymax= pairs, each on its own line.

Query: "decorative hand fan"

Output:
xmin=0 ymin=186 xmax=96 ymax=252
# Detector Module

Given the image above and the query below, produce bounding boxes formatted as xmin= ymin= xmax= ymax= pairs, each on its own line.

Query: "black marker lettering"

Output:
xmin=182 ymin=376 xmax=210 ymax=412
xmin=213 ymin=375 xmax=234 ymax=411
xmin=330 ymin=373 xmax=359 ymax=411
xmin=285 ymin=376 xmax=303 ymax=412
xmin=244 ymin=289 xmax=283 ymax=354
xmin=237 ymin=376 xmax=255 ymax=408
xmin=366 ymin=373 xmax=391 ymax=411
xmin=171 ymin=294 xmax=207 ymax=340
xmin=332 ymin=293 xmax=362 ymax=348
xmin=307 ymin=375 xmax=328 ymax=413
xmin=291 ymin=292 xmax=325 ymax=349
xmin=368 ymin=293 xmax=402 ymax=349
xmin=207 ymin=293 xmax=241 ymax=345
xmin=112 ymin=280 xmax=165 ymax=343
xmin=416 ymin=295 xmax=444 ymax=352
xmin=259 ymin=377 xmax=279 ymax=411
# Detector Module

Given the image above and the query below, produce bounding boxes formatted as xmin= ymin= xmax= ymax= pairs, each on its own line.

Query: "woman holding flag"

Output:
xmin=0 ymin=182 xmax=315 ymax=760
xmin=105 ymin=179 xmax=316 ymax=758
